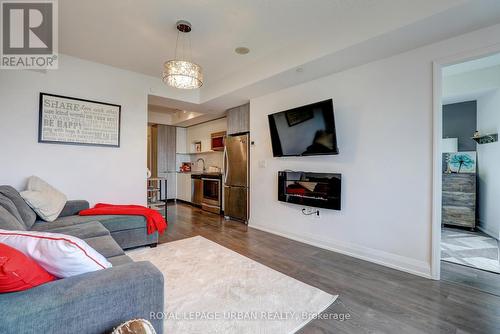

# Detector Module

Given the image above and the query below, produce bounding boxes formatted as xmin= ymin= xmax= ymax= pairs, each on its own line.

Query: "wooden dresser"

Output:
xmin=442 ymin=173 xmax=476 ymax=229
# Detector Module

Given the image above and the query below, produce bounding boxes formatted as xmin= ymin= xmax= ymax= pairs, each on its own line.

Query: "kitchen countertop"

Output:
xmin=177 ymin=171 xmax=223 ymax=177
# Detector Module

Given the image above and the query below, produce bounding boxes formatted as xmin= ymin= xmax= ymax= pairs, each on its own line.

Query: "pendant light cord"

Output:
xmin=174 ymin=30 xmax=180 ymax=60
xmin=173 ymin=28 xmax=193 ymax=62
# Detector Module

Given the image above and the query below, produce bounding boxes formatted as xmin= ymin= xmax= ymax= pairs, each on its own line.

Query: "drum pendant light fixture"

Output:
xmin=162 ymin=20 xmax=203 ymax=89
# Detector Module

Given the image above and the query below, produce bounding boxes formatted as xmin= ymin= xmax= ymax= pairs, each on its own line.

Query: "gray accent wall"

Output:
xmin=443 ymin=101 xmax=477 ymax=152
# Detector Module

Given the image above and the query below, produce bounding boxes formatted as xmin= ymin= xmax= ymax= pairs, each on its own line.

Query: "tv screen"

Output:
xmin=268 ymin=99 xmax=339 ymax=157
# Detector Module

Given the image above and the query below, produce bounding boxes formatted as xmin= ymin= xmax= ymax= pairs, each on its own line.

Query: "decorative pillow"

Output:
xmin=20 ymin=176 xmax=67 ymax=222
xmin=0 ymin=229 xmax=112 ymax=278
xmin=0 ymin=243 xmax=56 ymax=293
xmin=0 ymin=185 xmax=37 ymax=229
xmin=0 ymin=206 xmax=26 ymax=231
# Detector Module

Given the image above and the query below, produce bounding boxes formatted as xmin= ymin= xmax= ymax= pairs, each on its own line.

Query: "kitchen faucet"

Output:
xmin=196 ymin=158 xmax=206 ymax=172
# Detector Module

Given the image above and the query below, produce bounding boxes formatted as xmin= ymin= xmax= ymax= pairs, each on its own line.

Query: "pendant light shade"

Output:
xmin=162 ymin=20 xmax=203 ymax=90
xmin=162 ymin=60 xmax=203 ymax=89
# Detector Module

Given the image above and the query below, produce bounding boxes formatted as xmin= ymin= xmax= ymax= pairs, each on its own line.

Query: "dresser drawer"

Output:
xmin=442 ymin=191 xmax=476 ymax=208
xmin=442 ymin=206 xmax=475 ymax=228
xmin=442 ymin=173 xmax=475 ymax=192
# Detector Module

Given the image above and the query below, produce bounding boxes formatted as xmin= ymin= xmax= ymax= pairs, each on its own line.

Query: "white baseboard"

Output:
xmin=249 ymin=223 xmax=432 ymax=279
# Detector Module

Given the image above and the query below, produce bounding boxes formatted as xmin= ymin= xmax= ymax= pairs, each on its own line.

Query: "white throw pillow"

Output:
xmin=20 ymin=176 xmax=67 ymax=222
xmin=0 ymin=229 xmax=112 ymax=278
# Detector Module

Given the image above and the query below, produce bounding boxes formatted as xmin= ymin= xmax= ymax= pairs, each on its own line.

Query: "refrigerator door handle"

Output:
xmin=223 ymin=144 xmax=229 ymax=184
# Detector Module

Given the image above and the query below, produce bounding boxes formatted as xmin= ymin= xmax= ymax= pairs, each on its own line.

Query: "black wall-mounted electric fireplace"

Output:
xmin=278 ymin=171 xmax=341 ymax=210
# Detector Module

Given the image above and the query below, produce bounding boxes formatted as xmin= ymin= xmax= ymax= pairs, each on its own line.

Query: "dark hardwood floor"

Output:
xmin=441 ymin=261 xmax=500 ymax=297
xmin=159 ymin=203 xmax=500 ymax=334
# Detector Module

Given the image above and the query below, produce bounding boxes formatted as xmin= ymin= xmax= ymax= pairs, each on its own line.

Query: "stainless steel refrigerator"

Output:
xmin=223 ymin=133 xmax=249 ymax=222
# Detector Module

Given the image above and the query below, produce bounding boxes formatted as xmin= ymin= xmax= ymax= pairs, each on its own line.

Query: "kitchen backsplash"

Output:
xmin=176 ymin=152 xmax=224 ymax=172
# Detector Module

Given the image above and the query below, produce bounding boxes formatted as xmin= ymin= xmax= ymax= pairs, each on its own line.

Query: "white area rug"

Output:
xmin=441 ymin=227 xmax=500 ymax=273
xmin=128 ymin=236 xmax=337 ymax=334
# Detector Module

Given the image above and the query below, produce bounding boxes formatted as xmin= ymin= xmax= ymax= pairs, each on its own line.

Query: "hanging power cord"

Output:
xmin=302 ymin=208 xmax=320 ymax=216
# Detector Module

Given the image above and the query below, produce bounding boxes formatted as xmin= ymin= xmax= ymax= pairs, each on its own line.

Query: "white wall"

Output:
xmin=249 ymin=23 xmax=500 ymax=278
xmin=0 ymin=55 xmax=178 ymax=205
xmin=477 ymin=90 xmax=500 ymax=239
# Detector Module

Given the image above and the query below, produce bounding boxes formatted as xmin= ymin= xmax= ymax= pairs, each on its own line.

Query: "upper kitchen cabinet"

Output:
xmin=227 ymin=103 xmax=249 ymax=135
xmin=157 ymin=124 xmax=176 ymax=176
xmin=176 ymin=127 xmax=188 ymax=154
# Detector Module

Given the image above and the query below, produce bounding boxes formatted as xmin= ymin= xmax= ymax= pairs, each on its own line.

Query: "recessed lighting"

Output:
xmin=235 ymin=47 xmax=250 ymax=55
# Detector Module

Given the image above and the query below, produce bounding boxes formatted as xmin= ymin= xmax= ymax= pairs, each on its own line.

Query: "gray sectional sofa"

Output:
xmin=0 ymin=186 xmax=164 ymax=334
xmin=34 ymin=199 xmax=160 ymax=249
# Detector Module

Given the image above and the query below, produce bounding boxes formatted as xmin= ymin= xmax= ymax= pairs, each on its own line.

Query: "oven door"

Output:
xmin=202 ymin=178 xmax=221 ymax=213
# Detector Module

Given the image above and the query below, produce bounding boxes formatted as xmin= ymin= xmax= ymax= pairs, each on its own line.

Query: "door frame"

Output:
xmin=431 ymin=43 xmax=500 ymax=280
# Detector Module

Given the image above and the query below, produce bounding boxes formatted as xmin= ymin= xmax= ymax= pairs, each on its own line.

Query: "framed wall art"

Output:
xmin=38 ymin=93 xmax=121 ymax=147
xmin=447 ymin=151 xmax=476 ymax=173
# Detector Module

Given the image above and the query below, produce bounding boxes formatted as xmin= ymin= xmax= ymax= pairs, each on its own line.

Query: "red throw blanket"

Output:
xmin=79 ymin=203 xmax=167 ymax=235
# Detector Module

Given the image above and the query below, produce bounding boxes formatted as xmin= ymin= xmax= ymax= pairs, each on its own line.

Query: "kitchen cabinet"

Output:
xmin=176 ymin=173 xmax=192 ymax=202
xmin=227 ymin=103 xmax=249 ymax=135
xmin=166 ymin=172 xmax=177 ymax=199
xmin=157 ymin=125 xmax=176 ymax=199
xmin=176 ymin=127 xmax=188 ymax=154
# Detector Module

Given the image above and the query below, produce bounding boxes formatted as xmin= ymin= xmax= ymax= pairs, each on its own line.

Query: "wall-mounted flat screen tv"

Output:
xmin=268 ymin=99 xmax=339 ymax=157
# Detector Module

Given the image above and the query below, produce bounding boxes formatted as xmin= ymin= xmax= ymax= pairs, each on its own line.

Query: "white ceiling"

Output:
xmin=59 ymin=0 xmax=500 ymax=118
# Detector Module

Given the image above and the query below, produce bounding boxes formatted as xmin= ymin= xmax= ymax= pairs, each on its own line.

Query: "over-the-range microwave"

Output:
xmin=210 ymin=131 xmax=226 ymax=151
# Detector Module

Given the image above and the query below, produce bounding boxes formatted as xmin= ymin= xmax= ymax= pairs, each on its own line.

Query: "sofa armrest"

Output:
xmin=0 ymin=261 xmax=164 ymax=334
xmin=59 ymin=200 xmax=90 ymax=217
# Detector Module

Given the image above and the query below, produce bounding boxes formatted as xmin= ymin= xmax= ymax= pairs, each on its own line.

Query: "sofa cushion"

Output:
xmin=0 ymin=186 xmax=36 ymax=229
xmin=0 ymin=195 xmax=24 ymax=226
xmin=31 ymin=221 xmax=109 ymax=239
xmin=33 ymin=215 xmax=96 ymax=229
xmin=0 ymin=206 xmax=26 ymax=231
xmin=36 ymin=214 xmax=147 ymax=232
xmin=20 ymin=176 xmax=67 ymax=222
xmin=107 ymin=254 xmax=133 ymax=267
xmin=59 ymin=200 xmax=90 ymax=217
xmin=85 ymin=235 xmax=125 ymax=258
xmin=92 ymin=215 xmax=147 ymax=232
xmin=111 ymin=228 xmax=158 ymax=250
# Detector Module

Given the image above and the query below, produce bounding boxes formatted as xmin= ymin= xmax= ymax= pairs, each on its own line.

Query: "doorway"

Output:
xmin=434 ymin=51 xmax=500 ymax=294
